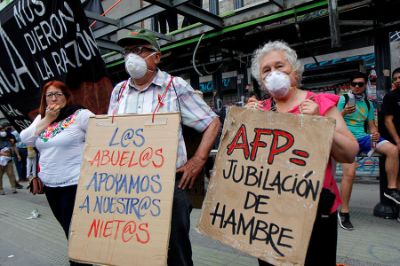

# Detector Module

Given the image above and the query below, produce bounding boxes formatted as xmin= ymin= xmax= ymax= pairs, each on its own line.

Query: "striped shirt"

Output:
xmin=108 ymin=70 xmax=217 ymax=168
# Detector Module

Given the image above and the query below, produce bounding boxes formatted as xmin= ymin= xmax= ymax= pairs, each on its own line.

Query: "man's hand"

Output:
xmin=342 ymin=104 xmax=356 ymax=115
xmin=176 ymin=155 xmax=207 ymax=189
xmin=371 ymin=131 xmax=380 ymax=142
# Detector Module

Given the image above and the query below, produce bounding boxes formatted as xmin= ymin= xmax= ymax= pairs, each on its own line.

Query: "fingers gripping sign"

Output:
xmin=245 ymin=96 xmax=264 ymax=110
xmin=299 ymin=98 xmax=319 ymax=116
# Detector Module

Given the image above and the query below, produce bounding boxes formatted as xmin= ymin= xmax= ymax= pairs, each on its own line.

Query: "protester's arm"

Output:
xmin=384 ymin=115 xmax=400 ymax=149
xmin=11 ymin=143 xmax=21 ymax=161
xmin=177 ymin=117 xmax=221 ymax=189
xmin=20 ymin=116 xmax=42 ymax=146
xmin=325 ymin=107 xmax=358 ymax=163
xmin=77 ymin=109 xmax=95 ymax=132
xmin=368 ymin=120 xmax=380 ymax=142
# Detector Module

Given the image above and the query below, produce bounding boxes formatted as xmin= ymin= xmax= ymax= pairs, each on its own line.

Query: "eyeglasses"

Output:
xmin=46 ymin=92 xmax=64 ymax=98
xmin=351 ymin=82 xmax=365 ymax=87
xmin=122 ymin=46 xmax=156 ymax=56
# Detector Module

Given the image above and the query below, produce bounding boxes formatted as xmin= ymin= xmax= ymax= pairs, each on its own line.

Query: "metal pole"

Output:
xmin=234 ymin=0 xmax=244 ymax=10
xmin=209 ymin=0 xmax=219 ymax=15
xmin=373 ymin=4 xmax=397 ymax=218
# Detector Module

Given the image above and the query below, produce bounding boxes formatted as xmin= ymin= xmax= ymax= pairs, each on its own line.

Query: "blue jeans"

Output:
xmin=168 ymin=175 xmax=193 ymax=266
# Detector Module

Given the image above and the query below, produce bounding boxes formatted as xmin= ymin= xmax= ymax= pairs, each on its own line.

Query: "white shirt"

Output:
xmin=20 ymin=109 xmax=93 ymax=187
xmin=0 ymin=147 xmax=11 ymax=166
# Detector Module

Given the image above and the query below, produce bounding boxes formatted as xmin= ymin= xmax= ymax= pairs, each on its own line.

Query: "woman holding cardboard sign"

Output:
xmin=20 ymin=80 xmax=93 ymax=266
xmin=246 ymin=41 xmax=358 ymax=266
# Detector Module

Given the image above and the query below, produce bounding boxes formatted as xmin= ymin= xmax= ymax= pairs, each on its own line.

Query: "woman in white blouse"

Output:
xmin=21 ymin=80 xmax=93 ymax=266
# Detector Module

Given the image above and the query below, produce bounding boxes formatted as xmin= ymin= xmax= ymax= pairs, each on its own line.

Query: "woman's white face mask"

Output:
xmin=263 ymin=71 xmax=291 ymax=99
xmin=124 ymin=53 xmax=155 ymax=79
xmin=0 ymin=132 xmax=6 ymax=138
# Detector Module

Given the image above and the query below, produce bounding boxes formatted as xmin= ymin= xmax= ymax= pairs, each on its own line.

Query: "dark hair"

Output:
xmin=392 ymin=68 xmax=400 ymax=78
xmin=39 ymin=80 xmax=72 ymax=118
xmin=350 ymin=71 xmax=368 ymax=83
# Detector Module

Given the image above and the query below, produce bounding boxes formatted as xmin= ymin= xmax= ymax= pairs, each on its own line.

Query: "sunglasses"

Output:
xmin=351 ymin=82 xmax=365 ymax=87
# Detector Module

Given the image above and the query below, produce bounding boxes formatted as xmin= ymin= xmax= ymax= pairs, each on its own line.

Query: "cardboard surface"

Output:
xmin=198 ymin=107 xmax=335 ymax=266
xmin=69 ymin=113 xmax=180 ymax=266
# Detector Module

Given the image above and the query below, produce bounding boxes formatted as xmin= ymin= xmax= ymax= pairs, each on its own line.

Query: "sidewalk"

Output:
xmin=0 ymin=178 xmax=399 ymax=266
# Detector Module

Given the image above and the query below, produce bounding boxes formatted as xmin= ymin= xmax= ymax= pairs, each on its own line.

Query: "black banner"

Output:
xmin=0 ymin=0 xmax=113 ymax=130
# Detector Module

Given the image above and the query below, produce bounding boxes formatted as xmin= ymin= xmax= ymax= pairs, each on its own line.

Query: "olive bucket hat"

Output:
xmin=117 ymin=29 xmax=160 ymax=51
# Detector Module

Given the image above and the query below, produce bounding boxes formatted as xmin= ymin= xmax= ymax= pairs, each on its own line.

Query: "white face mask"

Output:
xmin=0 ymin=132 xmax=6 ymax=137
xmin=125 ymin=53 xmax=148 ymax=79
xmin=263 ymin=71 xmax=291 ymax=99
xmin=124 ymin=53 xmax=156 ymax=79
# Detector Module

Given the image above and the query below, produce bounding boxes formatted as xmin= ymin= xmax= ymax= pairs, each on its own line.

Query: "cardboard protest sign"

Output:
xmin=69 ymin=113 xmax=180 ymax=266
xmin=0 ymin=0 xmax=112 ymax=130
xmin=198 ymin=107 xmax=335 ymax=266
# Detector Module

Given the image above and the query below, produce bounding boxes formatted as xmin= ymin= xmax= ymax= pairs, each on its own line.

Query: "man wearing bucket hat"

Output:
xmin=108 ymin=29 xmax=221 ymax=266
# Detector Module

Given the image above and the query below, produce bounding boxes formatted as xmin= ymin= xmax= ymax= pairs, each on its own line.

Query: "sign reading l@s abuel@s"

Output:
xmin=198 ymin=106 xmax=335 ymax=266
xmin=69 ymin=113 xmax=179 ymax=266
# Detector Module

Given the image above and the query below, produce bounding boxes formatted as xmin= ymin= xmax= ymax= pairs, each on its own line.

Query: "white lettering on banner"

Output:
xmin=0 ymin=104 xmax=23 ymax=117
xmin=0 ymin=0 xmax=100 ymax=97
xmin=15 ymin=119 xmax=31 ymax=129
xmin=0 ymin=105 xmax=32 ymax=129
xmin=35 ymin=59 xmax=55 ymax=80
xmin=20 ymin=1 xmax=75 ymax=55
xmin=13 ymin=0 xmax=46 ymax=29
xmin=0 ymin=24 xmax=39 ymax=94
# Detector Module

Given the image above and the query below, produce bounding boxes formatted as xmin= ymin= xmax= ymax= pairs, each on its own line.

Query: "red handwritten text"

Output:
xmin=227 ymin=125 xmax=295 ymax=164
xmin=89 ymin=147 xmax=164 ymax=168
xmin=87 ymin=219 xmax=150 ymax=244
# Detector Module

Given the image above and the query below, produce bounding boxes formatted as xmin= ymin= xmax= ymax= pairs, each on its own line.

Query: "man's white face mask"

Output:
xmin=124 ymin=53 xmax=155 ymax=79
xmin=263 ymin=71 xmax=291 ymax=99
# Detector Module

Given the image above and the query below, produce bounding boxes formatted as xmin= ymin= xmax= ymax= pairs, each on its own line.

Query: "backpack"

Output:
xmin=342 ymin=93 xmax=371 ymax=132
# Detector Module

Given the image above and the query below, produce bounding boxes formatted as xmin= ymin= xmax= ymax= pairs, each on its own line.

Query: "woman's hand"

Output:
xmin=44 ymin=104 xmax=61 ymax=122
xmin=245 ymin=96 xmax=264 ymax=110
xmin=299 ymin=99 xmax=319 ymax=115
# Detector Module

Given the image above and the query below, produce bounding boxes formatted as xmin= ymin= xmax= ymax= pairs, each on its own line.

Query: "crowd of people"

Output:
xmin=1 ymin=30 xmax=399 ymax=265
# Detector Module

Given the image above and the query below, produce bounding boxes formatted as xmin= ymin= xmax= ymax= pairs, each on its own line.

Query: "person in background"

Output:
xmin=109 ymin=29 xmax=220 ymax=266
xmin=20 ymin=80 xmax=93 ymax=266
xmin=0 ymin=125 xmax=18 ymax=195
xmin=247 ymin=40 xmax=358 ymax=266
xmin=26 ymin=146 xmax=37 ymax=179
xmin=380 ymin=68 xmax=400 ymax=224
xmin=381 ymin=68 xmax=400 ymax=151
xmin=7 ymin=124 xmax=29 ymax=182
xmin=338 ymin=72 xmax=400 ymax=230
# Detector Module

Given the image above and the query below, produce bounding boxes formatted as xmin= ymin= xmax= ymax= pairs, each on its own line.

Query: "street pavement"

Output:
xmin=0 ymin=176 xmax=399 ymax=266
